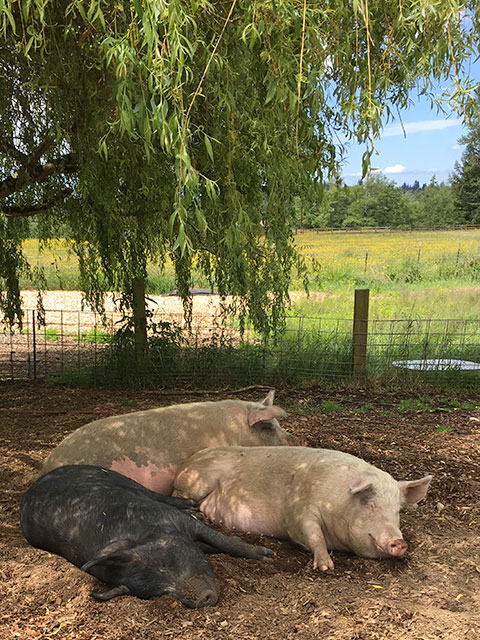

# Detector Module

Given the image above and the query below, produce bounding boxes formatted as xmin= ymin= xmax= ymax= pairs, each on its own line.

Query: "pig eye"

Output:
xmin=367 ymin=500 xmax=376 ymax=512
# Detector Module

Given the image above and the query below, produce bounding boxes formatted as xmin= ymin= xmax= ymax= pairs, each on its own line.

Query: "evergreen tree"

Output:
xmin=410 ymin=178 xmax=458 ymax=226
xmin=452 ymin=96 xmax=480 ymax=224
xmin=342 ymin=175 xmax=413 ymax=228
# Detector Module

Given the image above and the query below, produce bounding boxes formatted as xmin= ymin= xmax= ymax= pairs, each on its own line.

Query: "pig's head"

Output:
xmin=244 ymin=391 xmax=299 ymax=446
xmin=81 ymin=535 xmax=219 ymax=608
xmin=340 ymin=473 xmax=432 ymax=560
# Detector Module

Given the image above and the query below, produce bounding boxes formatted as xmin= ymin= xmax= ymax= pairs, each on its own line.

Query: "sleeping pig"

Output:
xmin=173 ymin=446 xmax=432 ymax=570
xmin=39 ymin=391 xmax=297 ymax=493
xmin=20 ymin=465 xmax=273 ymax=607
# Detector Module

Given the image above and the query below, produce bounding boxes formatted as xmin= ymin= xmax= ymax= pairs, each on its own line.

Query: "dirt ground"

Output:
xmin=0 ymin=381 xmax=479 ymax=640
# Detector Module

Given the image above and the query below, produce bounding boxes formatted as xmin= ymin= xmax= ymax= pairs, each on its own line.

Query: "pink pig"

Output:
xmin=39 ymin=392 xmax=297 ymax=494
xmin=173 ymin=446 xmax=432 ymax=570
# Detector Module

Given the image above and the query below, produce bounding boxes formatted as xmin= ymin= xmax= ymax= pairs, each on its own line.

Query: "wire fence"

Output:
xmin=295 ymin=224 xmax=480 ymax=234
xmin=1 ymin=306 xmax=479 ymax=387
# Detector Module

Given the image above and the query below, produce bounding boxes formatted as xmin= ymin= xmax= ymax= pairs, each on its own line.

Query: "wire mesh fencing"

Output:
xmin=1 ymin=307 xmax=479 ymax=387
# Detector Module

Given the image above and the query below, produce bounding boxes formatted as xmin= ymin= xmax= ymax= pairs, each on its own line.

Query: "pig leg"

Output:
xmin=191 ymin=520 xmax=273 ymax=561
xmin=151 ymin=494 xmax=203 ymax=519
xmin=151 ymin=494 xmax=198 ymax=509
xmin=173 ymin=468 xmax=218 ymax=503
xmin=292 ymin=518 xmax=334 ymax=571
xmin=91 ymin=585 xmax=131 ymax=601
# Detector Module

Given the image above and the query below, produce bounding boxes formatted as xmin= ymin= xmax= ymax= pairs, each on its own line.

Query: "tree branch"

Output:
xmin=26 ymin=135 xmax=55 ymax=169
xmin=0 ymin=137 xmax=29 ymax=164
xmin=2 ymin=188 xmax=73 ymax=217
xmin=0 ymin=153 xmax=78 ymax=199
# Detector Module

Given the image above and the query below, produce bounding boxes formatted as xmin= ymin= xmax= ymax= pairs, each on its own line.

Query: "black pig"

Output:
xmin=20 ymin=465 xmax=273 ymax=607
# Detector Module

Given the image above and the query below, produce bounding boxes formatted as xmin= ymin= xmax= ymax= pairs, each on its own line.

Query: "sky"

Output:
xmin=341 ymin=62 xmax=479 ymax=187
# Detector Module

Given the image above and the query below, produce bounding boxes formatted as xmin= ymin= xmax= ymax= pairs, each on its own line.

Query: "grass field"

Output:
xmin=295 ymin=228 xmax=480 ymax=266
xmin=20 ymin=229 xmax=480 ymax=321
xmin=8 ymin=230 xmax=480 ymax=388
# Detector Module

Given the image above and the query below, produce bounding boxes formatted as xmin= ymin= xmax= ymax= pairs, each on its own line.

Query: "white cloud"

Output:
xmin=383 ymin=164 xmax=406 ymax=174
xmin=382 ymin=119 xmax=462 ymax=137
xmin=452 ymin=143 xmax=461 ymax=150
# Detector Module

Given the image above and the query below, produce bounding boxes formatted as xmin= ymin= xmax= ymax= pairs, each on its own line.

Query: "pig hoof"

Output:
xmin=260 ymin=547 xmax=274 ymax=561
xmin=313 ymin=558 xmax=334 ymax=571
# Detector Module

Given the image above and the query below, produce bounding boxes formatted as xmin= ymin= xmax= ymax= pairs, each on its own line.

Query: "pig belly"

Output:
xmin=200 ymin=490 xmax=285 ymax=538
xmin=109 ymin=458 xmax=177 ymax=494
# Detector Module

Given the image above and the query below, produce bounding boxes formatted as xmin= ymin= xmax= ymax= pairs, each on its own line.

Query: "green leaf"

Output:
xmin=361 ymin=150 xmax=372 ymax=178
xmin=24 ymin=35 xmax=34 ymax=57
xmin=168 ymin=211 xmax=178 ymax=237
xmin=172 ymin=223 xmax=186 ymax=255
xmin=195 ymin=209 xmax=207 ymax=233
xmin=4 ymin=4 xmax=16 ymax=34
xmin=132 ymin=0 xmax=143 ymax=18
xmin=204 ymin=133 xmax=214 ymax=162
xmin=21 ymin=0 xmax=32 ymax=22
xmin=265 ymin=80 xmax=276 ymax=105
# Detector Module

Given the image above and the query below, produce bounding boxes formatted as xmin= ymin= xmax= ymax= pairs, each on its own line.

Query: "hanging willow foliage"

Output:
xmin=0 ymin=0 xmax=479 ymax=333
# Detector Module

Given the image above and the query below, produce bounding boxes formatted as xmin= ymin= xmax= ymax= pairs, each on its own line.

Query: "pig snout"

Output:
xmin=369 ymin=534 xmax=408 ymax=557
xmin=177 ymin=575 xmax=219 ymax=608
xmin=386 ymin=538 xmax=408 ymax=556
xmin=193 ymin=588 xmax=218 ymax=608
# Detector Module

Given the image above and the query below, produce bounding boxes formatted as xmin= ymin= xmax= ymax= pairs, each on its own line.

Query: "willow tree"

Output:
xmin=1 ymin=2 xmax=479 ymax=344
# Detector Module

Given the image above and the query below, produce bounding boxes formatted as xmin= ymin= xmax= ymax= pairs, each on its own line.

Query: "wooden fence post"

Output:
xmin=352 ymin=289 xmax=369 ymax=377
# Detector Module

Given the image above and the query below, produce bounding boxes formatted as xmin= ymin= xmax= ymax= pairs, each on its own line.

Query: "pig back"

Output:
xmin=174 ymin=446 xmax=394 ymax=537
xmin=39 ymin=397 xmax=292 ymax=493
xmin=175 ymin=446 xmax=323 ymax=537
xmin=41 ymin=401 xmax=252 ymax=473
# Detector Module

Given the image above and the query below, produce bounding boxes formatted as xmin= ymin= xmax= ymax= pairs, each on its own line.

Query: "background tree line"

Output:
xmin=296 ymin=96 xmax=480 ymax=231
xmin=296 ymin=172 xmax=479 ymax=231
xmin=295 ymin=175 xmax=457 ymax=230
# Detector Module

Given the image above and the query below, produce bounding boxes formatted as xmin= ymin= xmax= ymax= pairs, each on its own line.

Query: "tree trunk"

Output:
xmin=132 ymin=276 xmax=147 ymax=369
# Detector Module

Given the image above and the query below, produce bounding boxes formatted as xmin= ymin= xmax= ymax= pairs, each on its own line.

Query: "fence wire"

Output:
xmin=1 ymin=308 xmax=479 ymax=386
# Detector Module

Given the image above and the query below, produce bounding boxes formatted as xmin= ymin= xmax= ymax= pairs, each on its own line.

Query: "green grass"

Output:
xmin=435 ymin=424 xmax=454 ymax=433
xmin=20 ymin=228 xmax=480 ymax=298
xmin=319 ymin=400 xmax=343 ymax=413
xmin=396 ymin=396 xmax=434 ymax=411
xmin=16 ymin=230 xmax=480 ymax=391
xmin=289 ymin=286 xmax=480 ymax=322
xmin=44 ymin=327 xmax=61 ymax=341
xmin=441 ymin=397 xmax=477 ymax=410
xmin=75 ymin=329 xmax=112 ymax=344
xmin=19 ymin=239 xmax=210 ymax=294
xmin=353 ymin=402 xmax=375 ymax=415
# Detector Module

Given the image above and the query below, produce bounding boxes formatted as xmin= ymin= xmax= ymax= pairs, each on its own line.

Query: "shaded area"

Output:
xmin=0 ymin=382 xmax=479 ymax=639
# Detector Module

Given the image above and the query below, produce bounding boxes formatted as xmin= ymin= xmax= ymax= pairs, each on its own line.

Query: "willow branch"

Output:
xmin=0 ymin=154 xmax=78 ymax=199
xmin=2 ymin=188 xmax=73 ymax=217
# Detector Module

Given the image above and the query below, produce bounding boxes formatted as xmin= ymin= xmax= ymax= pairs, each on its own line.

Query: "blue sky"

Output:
xmin=341 ymin=108 xmax=465 ymax=187
xmin=341 ymin=63 xmax=479 ymax=187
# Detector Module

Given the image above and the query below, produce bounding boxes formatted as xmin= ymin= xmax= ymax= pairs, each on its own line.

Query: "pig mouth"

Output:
xmin=369 ymin=534 xmax=408 ymax=557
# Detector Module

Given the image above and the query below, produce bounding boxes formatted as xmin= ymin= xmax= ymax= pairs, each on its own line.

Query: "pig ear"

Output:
xmin=248 ymin=404 xmax=286 ymax=426
xmin=349 ymin=476 xmax=375 ymax=495
xmin=81 ymin=539 xmax=140 ymax=572
xmin=262 ymin=390 xmax=275 ymax=406
xmin=398 ymin=475 xmax=432 ymax=504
